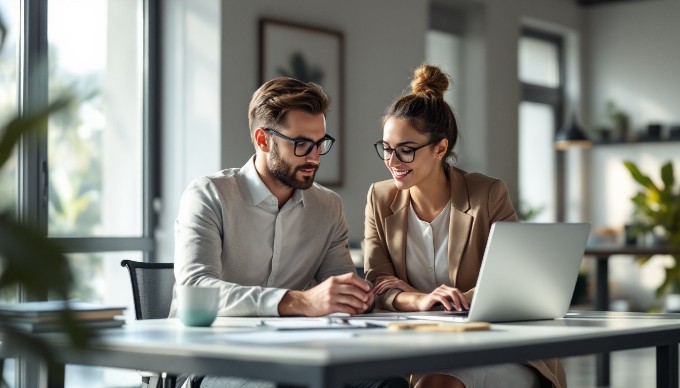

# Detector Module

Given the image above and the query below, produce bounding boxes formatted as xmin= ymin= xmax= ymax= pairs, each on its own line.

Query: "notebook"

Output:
xmin=405 ymin=222 xmax=591 ymax=323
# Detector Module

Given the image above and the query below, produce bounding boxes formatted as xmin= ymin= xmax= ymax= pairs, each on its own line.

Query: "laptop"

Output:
xmin=405 ymin=222 xmax=590 ymax=323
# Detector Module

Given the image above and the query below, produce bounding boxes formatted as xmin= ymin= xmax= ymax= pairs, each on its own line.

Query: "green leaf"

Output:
xmin=636 ymin=255 xmax=653 ymax=266
xmin=623 ymin=160 xmax=658 ymax=191
xmin=0 ymin=96 xmax=73 ymax=169
xmin=655 ymin=269 xmax=673 ymax=298
xmin=661 ymin=161 xmax=675 ymax=190
xmin=0 ymin=212 xmax=72 ymax=298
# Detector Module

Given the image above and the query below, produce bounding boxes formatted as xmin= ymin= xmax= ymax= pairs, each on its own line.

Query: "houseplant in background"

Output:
xmin=0 ymin=15 xmax=92 ymax=386
xmin=623 ymin=160 xmax=680 ymax=307
xmin=607 ymin=100 xmax=630 ymax=141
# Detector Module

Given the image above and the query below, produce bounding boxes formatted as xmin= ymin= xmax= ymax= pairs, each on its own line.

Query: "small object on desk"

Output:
xmin=177 ymin=285 xmax=219 ymax=327
xmin=386 ymin=321 xmax=490 ymax=332
xmin=3 ymin=318 xmax=125 ymax=333
xmin=261 ymin=317 xmax=382 ymax=329
xmin=0 ymin=300 xmax=125 ymax=320
xmin=0 ymin=300 xmax=126 ymax=333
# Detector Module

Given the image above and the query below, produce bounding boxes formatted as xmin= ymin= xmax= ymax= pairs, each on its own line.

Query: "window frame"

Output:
xmin=520 ymin=28 xmax=566 ymax=221
xmin=18 ymin=0 xmax=160 ymax=256
xmin=14 ymin=0 xmax=161 ymax=386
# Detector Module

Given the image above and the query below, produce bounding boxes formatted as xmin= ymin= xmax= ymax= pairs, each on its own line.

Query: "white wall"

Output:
xmin=160 ymin=0 xmax=222 ymax=262
xmin=583 ymin=0 xmax=680 ymax=309
xmin=585 ymin=0 xmax=680 ymax=130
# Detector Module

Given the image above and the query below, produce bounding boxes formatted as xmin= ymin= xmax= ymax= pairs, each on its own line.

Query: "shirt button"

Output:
xmin=429 ymin=267 xmax=433 ymax=272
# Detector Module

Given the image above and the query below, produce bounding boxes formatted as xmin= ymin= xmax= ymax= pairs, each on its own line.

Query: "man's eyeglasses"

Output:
xmin=373 ymin=139 xmax=440 ymax=163
xmin=266 ymin=128 xmax=335 ymax=157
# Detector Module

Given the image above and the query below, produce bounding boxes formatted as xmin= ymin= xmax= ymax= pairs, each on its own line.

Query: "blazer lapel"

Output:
xmin=447 ymin=167 xmax=473 ymax=285
xmin=385 ymin=189 xmax=410 ymax=281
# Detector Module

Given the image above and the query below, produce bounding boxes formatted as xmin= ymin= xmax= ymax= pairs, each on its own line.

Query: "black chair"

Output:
xmin=121 ymin=260 xmax=175 ymax=320
xmin=121 ymin=260 xmax=201 ymax=388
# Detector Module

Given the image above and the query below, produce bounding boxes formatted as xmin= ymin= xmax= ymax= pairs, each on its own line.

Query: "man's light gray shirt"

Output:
xmin=168 ymin=156 xmax=355 ymax=317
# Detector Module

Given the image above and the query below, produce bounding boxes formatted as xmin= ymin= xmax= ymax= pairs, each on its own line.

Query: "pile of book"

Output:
xmin=0 ymin=300 xmax=126 ymax=333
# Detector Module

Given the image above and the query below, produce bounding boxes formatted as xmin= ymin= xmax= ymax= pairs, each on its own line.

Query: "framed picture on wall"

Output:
xmin=259 ymin=18 xmax=344 ymax=187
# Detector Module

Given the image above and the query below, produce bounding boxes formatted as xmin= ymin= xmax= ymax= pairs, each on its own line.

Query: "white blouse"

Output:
xmin=405 ymin=200 xmax=452 ymax=293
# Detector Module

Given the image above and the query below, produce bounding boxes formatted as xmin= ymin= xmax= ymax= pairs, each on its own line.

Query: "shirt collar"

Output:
xmin=242 ymin=155 xmax=305 ymax=208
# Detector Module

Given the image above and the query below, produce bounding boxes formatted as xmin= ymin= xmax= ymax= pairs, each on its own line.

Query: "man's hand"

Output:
xmin=278 ymin=273 xmax=374 ymax=316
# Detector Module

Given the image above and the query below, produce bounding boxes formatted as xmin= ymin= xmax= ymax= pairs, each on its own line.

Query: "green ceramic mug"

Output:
xmin=177 ymin=285 xmax=219 ymax=327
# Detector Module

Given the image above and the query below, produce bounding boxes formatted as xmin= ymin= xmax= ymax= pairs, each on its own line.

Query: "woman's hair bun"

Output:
xmin=409 ymin=64 xmax=449 ymax=99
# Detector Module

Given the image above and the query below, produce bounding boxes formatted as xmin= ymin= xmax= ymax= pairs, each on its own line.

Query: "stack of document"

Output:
xmin=0 ymin=300 xmax=126 ymax=333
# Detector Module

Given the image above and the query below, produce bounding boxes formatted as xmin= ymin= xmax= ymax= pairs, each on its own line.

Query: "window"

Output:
xmin=0 ymin=0 xmax=18 ymax=217
xmin=3 ymin=0 xmax=160 ymax=386
xmin=426 ymin=4 xmax=463 ymax=111
xmin=518 ymin=29 xmax=565 ymax=222
xmin=47 ymin=0 xmax=144 ymax=239
xmin=426 ymin=30 xmax=461 ymax=108
xmin=1 ymin=2 xmax=19 ymax=385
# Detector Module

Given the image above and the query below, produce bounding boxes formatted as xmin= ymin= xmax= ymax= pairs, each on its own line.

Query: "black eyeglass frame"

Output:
xmin=373 ymin=139 xmax=441 ymax=163
xmin=265 ymin=128 xmax=335 ymax=157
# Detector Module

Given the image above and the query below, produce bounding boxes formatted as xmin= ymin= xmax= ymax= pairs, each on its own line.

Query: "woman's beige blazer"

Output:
xmin=363 ymin=165 xmax=566 ymax=388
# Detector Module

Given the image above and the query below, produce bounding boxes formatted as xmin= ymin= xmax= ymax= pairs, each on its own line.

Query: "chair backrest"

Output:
xmin=120 ymin=260 xmax=175 ymax=320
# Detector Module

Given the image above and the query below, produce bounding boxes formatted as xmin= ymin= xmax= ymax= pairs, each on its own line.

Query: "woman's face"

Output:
xmin=380 ymin=117 xmax=445 ymax=191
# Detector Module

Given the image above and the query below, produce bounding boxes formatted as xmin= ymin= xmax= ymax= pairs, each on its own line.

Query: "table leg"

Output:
xmin=46 ymin=362 xmax=65 ymax=388
xmin=595 ymin=353 xmax=610 ymax=387
xmin=656 ymin=344 xmax=679 ymax=388
xmin=595 ymin=256 xmax=610 ymax=387
xmin=595 ymin=257 xmax=609 ymax=311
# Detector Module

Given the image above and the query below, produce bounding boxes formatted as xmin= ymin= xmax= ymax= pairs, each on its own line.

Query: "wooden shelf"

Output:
xmin=593 ymin=139 xmax=680 ymax=146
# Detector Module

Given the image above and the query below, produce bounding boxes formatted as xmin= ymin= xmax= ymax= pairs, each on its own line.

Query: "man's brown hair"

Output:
xmin=248 ymin=77 xmax=330 ymax=141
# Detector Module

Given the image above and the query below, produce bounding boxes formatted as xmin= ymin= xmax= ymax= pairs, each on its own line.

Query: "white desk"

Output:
xmin=10 ymin=312 xmax=680 ymax=388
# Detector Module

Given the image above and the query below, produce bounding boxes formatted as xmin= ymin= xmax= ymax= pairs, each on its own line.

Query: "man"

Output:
xmin=169 ymin=77 xmax=406 ymax=388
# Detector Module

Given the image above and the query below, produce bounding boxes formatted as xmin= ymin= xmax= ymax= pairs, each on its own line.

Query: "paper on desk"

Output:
xmin=221 ymin=329 xmax=355 ymax=344
xmin=261 ymin=317 xmax=375 ymax=329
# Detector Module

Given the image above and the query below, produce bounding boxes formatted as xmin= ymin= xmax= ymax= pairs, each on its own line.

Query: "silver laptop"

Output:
xmin=406 ymin=222 xmax=590 ymax=323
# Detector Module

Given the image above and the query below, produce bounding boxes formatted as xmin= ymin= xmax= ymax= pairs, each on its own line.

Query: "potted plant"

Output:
xmin=623 ymin=160 xmax=680 ymax=302
xmin=607 ymin=100 xmax=631 ymax=141
xmin=594 ymin=126 xmax=612 ymax=143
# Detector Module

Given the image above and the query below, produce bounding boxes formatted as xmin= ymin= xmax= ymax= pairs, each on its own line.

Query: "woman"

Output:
xmin=363 ymin=64 xmax=566 ymax=388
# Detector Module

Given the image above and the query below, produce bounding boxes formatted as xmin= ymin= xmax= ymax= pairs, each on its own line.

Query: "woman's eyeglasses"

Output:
xmin=373 ymin=139 xmax=440 ymax=163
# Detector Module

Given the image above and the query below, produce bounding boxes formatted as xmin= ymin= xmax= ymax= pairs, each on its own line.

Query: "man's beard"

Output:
xmin=268 ymin=142 xmax=318 ymax=190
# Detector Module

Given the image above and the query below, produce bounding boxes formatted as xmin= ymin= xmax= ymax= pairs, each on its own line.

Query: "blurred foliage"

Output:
xmin=624 ymin=160 xmax=680 ymax=297
xmin=0 ymin=94 xmax=96 ymax=385
xmin=0 ymin=13 xmax=95 ymax=385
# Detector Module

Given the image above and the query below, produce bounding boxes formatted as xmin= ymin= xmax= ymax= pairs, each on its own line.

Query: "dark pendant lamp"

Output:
xmin=555 ymin=114 xmax=592 ymax=151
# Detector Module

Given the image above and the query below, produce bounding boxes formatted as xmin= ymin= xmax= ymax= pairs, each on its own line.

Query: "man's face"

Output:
xmin=266 ymin=110 xmax=327 ymax=190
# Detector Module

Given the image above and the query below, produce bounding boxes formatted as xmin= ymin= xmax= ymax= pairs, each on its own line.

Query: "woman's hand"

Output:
xmin=415 ymin=284 xmax=470 ymax=312
xmin=373 ymin=276 xmax=419 ymax=295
